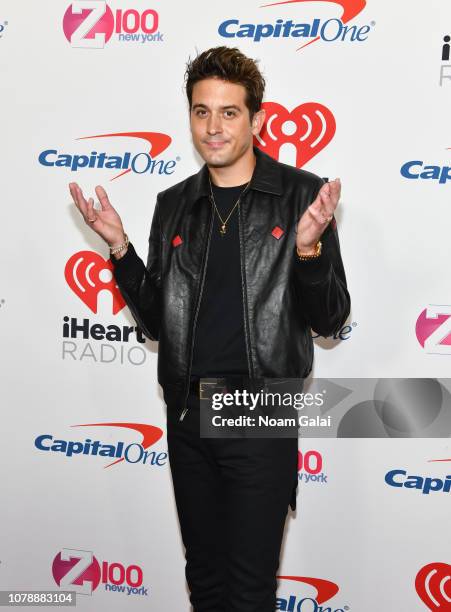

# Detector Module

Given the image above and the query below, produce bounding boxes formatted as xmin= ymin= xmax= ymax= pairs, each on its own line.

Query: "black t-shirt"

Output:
xmin=190 ymin=182 xmax=250 ymax=378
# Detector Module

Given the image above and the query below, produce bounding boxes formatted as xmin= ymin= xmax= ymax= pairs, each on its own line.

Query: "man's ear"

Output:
xmin=251 ymin=108 xmax=266 ymax=136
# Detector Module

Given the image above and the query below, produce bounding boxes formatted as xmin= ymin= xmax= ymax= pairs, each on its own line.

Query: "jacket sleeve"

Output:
xmin=110 ymin=195 xmax=162 ymax=341
xmin=292 ymin=181 xmax=351 ymax=338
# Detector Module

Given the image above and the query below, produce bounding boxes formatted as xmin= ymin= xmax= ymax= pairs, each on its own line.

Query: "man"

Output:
xmin=69 ymin=46 xmax=350 ymax=612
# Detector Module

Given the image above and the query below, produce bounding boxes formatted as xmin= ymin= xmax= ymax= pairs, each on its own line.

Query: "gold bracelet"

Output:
xmin=110 ymin=234 xmax=129 ymax=255
xmin=297 ymin=241 xmax=322 ymax=260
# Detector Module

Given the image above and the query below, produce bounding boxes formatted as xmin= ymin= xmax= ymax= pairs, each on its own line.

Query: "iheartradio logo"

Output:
xmin=415 ymin=305 xmax=451 ymax=355
xmin=64 ymin=251 xmax=126 ymax=315
xmin=254 ymin=102 xmax=335 ymax=167
xmin=416 ymin=563 xmax=451 ymax=610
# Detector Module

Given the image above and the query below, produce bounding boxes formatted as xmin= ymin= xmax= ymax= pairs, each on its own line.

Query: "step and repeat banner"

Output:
xmin=1 ymin=1 xmax=450 ymax=610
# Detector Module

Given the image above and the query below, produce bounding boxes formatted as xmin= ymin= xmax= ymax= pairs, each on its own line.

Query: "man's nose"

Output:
xmin=207 ymin=113 xmax=222 ymax=135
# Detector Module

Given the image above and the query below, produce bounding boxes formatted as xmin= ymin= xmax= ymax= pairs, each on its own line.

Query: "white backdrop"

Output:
xmin=1 ymin=1 xmax=450 ymax=610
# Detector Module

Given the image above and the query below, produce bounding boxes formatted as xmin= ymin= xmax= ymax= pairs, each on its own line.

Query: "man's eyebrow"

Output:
xmin=191 ymin=103 xmax=242 ymax=111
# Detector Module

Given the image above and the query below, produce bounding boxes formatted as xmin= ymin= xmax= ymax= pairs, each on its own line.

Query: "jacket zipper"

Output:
xmin=237 ymin=190 xmax=255 ymax=379
xmin=179 ymin=196 xmax=215 ymax=421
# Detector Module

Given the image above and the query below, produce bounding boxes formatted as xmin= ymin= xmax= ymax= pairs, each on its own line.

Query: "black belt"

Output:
xmin=189 ymin=377 xmax=296 ymax=400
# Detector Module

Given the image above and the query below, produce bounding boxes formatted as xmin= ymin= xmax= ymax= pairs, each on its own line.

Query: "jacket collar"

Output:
xmin=189 ymin=145 xmax=283 ymax=204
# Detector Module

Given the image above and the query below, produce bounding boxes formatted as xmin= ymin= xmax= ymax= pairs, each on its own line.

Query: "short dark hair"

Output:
xmin=184 ymin=46 xmax=265 ymax=120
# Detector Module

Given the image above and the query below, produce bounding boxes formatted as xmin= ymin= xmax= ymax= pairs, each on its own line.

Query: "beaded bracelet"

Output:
xmin=110 ymin=233 xmax=129 ymax=255
xmin=296 ymin=241 xmax=322 ymax=260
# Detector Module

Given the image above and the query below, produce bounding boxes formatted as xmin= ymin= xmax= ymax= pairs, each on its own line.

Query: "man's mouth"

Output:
xmin=204 ymin=140 xmax=228 ymax=149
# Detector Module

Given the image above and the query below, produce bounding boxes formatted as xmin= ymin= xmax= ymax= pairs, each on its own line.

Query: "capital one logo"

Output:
xmin=416 ymin=563 xmax=451 ymax=610
xmin=254 ymin=102 xmax=335 ymax=167
xmin=63 ymin=1 xmax=160 ymax=48
xmin=65 ymin=251 xmax=126 ymax=315
xmin=219 ymin=0 xmax=372 ymax=51
xmin=416 ymin=305 xmax=451 ymax=355
xmin=35 ymin=422 xmax=165 ymax=469
xmin=39 ymin=131 xmax=174 ymax=181
xmin=276 ymin=575 xmax=346 ymax=610
xmin=52 ymin=548 xmax=147 ymax=596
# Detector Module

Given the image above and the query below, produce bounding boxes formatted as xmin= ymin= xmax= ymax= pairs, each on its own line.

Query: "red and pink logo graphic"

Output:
xmin=415 ymin=305 xmax=451 ymax=355
xmin=52 ymin=548 xmax=147 ymax=596
xmin=63 ymin=2 xmax=161 ymax=48
xmin=65 ymin=251 xmax=126 ymax=315
xmin=254 ymin=102 xmax=335 ymax=167
xmin=416 ymin=563 xmax=451 ymax=610
xmin=298 ymin=449 xmax=322 ymax=473
xmin=297 ymin=449 xmax=328 ymax=484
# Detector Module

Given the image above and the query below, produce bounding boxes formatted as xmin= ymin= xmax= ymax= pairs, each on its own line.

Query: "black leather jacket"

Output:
xmin=111 ymin=147 xmax=351 ymax=419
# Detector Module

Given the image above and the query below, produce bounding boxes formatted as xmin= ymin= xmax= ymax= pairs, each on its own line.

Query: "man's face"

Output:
xmin=189 ymin=77 xmax=265 ymax=167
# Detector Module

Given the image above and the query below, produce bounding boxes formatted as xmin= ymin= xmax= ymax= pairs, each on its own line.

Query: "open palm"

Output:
xmin=69 ymin=182 xmax=125 ymax=247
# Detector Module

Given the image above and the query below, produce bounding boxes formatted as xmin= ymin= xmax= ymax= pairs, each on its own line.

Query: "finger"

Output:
xmin=73 ymin=184 xmax=89 ymax=218
xmin=328 ymin=178 xmax=341 ymax=203
xmin=308 ymin=203 xmax=332 ymax=226
xmin=86 ymin=198 xmax=98 ymax=225
xmin=95 ymin=185 xmax=113 ymax=211
xmin=69 ymin=182 xmax=82 ymax=212
xmin=319 ymin=181 xmax=331 ymax=198
xmin=319 ymin=190 xmax=337 ymax=217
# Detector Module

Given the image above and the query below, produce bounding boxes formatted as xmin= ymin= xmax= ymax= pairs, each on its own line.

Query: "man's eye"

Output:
xmin=225 ymin=111 xmax=236 ymax=118
xmin=196 ymin=110 xmax=207 ymax=117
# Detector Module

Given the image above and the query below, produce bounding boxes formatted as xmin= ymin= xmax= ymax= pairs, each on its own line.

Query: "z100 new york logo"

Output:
xmin=416 ymin=305 xmax=451 ymax=355
xmin=63 ymin=1 xmax=163 ymax=47
xmin=52 ymin=548 xmax=149 ymax=597
xmin=298 ymin=450 xmax=328 ymax=485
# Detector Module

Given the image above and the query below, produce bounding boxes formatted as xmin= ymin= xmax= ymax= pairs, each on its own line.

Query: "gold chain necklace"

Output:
xmin=208 ymin=175 xmax=250 ymax=236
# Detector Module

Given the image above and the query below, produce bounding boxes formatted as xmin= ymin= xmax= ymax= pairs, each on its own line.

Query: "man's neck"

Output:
xmin=207 ymin=149 xmax=256 ymax=187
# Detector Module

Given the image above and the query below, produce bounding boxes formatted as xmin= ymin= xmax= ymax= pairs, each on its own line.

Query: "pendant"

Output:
xmin=220 ymin=224 xmax=227 ymax=235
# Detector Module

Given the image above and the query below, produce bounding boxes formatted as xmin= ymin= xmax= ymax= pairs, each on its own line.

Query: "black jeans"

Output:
xmin=166 ymin=392 xmax=298 ymax=612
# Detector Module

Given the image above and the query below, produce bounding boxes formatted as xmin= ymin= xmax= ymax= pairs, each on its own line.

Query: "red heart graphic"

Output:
xmin=64 ymin=250 xmax=126 ymax=315
xmin=416 ymin=563 xmax=451 ymax=610
xmin=254 ymin=101 xmax=336 ymax=167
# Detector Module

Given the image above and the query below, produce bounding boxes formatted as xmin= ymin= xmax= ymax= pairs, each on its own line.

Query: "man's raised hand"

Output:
xmin=296 ymin=178 xmax=341 ymax=254
xmin=69 ymin=182 xmax=126 ymax=249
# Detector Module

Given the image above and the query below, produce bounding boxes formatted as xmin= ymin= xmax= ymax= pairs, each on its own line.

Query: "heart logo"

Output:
xmin=416 ymin=563 xmax=451 ymax=610
xmin=254 ymin=101 xmax=336 ymax=168
xmin=65 ymin=251 xmax=126 ymax=315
